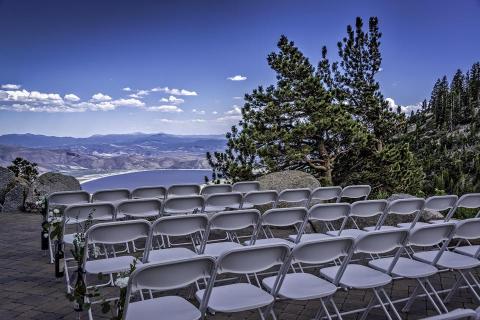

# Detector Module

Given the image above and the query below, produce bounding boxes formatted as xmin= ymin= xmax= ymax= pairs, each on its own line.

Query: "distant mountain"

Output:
xmin=0 ymin=133 xmax=226 ymax=176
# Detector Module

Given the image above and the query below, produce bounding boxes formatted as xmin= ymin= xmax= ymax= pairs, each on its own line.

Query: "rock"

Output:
xmin=0 ymin=167 xmax=15 ymax=203
xmin=24 ymin=172 xmax=81 ymax=211
xmin=258 ymin=170 xmax=321 ymax=192
xmin=2 ymin=184 xmax=27 ymax=213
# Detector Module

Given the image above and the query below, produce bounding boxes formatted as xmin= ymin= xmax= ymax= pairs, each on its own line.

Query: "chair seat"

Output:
xmin=203 ymin=205 xmax=229 ymax=213
xmin=288 ymin=233 xmax=330 ymax=242
xmin=369 ymin=257 xmax=438 ymax=278
xmin=320 ymin=264 xmax=392 ymax=289
xmin=163 ymin=209 xmax=199 ymax=215
xmin=126 ymin=295 xmax=201 ymax=320
xmin=413 ymin=250 xmax=480 ymax=270
xmin=147 ymin=248 xmax=197 ymax=263
xmin=241 ymin=202 xmax=273 ymax=209
xmin=201 ymin=242 xmax=243 ymax=257
xmin=244 ymin=238 xmax=295 ymax=248
xmin=454 ymin=245 xmax=480 ymax=258
xmin=65 ymin=216 xmax=112 ymax=224
xmin=196 ymin=283 xmax=273 ymax=313
xmin=397 ymin=221 xmax=430 ymax=229
xmin=85 ymin=255 xmax=140 ymax=274
xmin=363 ymin=225 xmax=399 ymax=231
xmin=331 ymin=228 xmax=366 ymax=238
xmin=262 ymin=273 xmax=337 ymax=300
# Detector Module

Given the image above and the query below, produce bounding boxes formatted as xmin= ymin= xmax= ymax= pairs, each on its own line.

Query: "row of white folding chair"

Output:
xmin=82 ymin=217 xmax=480 ymax=319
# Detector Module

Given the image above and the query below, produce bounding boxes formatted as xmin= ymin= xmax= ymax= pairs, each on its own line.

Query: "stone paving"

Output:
xmin=0 ymin=213 xmax=478 ymax=320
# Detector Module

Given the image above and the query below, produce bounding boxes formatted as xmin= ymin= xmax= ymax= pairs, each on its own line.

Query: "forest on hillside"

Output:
xmin=206 ymin=17 xmax=480 ymax=198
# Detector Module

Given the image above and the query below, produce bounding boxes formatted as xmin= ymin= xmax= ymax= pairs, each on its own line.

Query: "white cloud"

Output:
xmin=1 ymin=84 xmax=21 ymax=90
xmin=192 ymin=108 xmax=206 ymax=115
xmin=0 ymin=103 xmax=85 ymax=113
xmin=64 ymin=94 xmax=80 ymax=102
xmin=216 ymin=115 xmax=242 ymax=122
xmin=147 ymin=105 xmax=184 ymax=112
xmin=112 ymin=98 xmax=145 ymax=108
xmin=122 ymin=87 xmax=132 ymax=92
xmin=386 ymin=97 xmax=422 ymax=115
xmin=192 ymin=119 xmax=206 ymax=123
xmin=91 ymin=93 xmax=112 ymax=101
xmin=212 ymin=111 xmax=218 ymax=115
xmin=161 ymin=95 xmax=185 ymax=104
xmin=151 ymin=87 xmax=198 ymax=96
xmin=129 ymin=90 xmax=150 ymax=98
xmin=227 ymin=75 xmax=247 ymax=81
xmin=233 ymin=96 xmax=243 ymax=100
xmin=225 ymin=105 xmax=242 ymax=115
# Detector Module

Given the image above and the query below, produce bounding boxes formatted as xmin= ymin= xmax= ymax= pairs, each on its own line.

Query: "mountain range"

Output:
xmin=0 ymin=133 xmax=225 ymax=176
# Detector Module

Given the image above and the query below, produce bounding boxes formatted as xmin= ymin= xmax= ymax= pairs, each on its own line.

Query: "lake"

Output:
xmin=81 ymin=169 xmax=212 ymax=193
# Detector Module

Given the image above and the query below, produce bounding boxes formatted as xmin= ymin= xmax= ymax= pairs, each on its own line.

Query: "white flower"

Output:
xmin=53 ymin=208 xmax=60 ymax=214
xmin=53 ymin=217 xmax=63 ymax=223
xmin=114 ymin=277 xmax=129 ymax=288
xmin=43 ymin=233 xmax=49 ymax=238
xmin=48 ymin=211 xmax=53 ymax=216
xmin=92 ymin=246 xmax=102 ymax=258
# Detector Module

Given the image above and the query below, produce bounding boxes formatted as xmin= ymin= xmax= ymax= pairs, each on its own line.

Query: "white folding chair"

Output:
xmin=289 ymin=203 xmax=350 ymax=242
xmin=131 ymin=186 xmax=166 ymax=200
xmin=232 ymin=181 xmax=260 ymax=194
xmin=167 ymin=184 xmax=201 ymax=198
xmin=320 ymin=229 xmax=409 ymax=320
xmin=369 ymin=223 xmax=456 ymax=315
xmin=241 ymin=190 xmax=278 ymax=209
xmin=430 ymin=193 xmax=480 ymax=224
xmin=48 ymin=190 xmax=91 ymax=209
xmin=195 ymin=244 xmax=290 ymax=319
xmin=422 ymin=308 xmax=479 ymax=320
xmin=398 ymin=195 xmax=458 ymax=229
xmin=123 ymin=256 xmax=216 ymax=320
xmin=246 ymin=207 xmax=309 ymax=247
xmin=414 ymin=218 xmax=480 ymax=304
xmin=201 ymin=184 xmax=233 ymax=196
xmin=91 ymin=188 xmax=130 ymax=205
xmin=161 ymin=195 xmax=205 ymax=215
xmin=336 ymin=200 xmax=388 ymax=238
xmin=338 ymin=185 xmax=371 ymax=202
xmin=309 ymin=186 xmax=342 ymax=206
xmin=116 ymin=199 xmax=162 ymax=219
xmin=277 ymin=188 xmax=311 ymax=207
xmin=263 ymin=237 xmax=355 ymax=320
xmin=200 ymin=209 xmax=261 ymax=257
xmin=203 ymin=192 xmax=243 ymax=213
xmin=365 ymin=198 xmax=425 ymax=231
xmin=146 ymin=214 xmax=209 ymax=263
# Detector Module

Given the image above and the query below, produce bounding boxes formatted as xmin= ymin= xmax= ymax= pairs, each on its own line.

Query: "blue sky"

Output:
xmin=1 ymin=0 xmax=479 ymax=137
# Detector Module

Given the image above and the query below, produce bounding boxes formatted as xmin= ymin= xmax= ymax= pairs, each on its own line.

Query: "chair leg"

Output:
xmin=359 ymin=295 xmax=376 ymax=320
xmin=373 ymin=288 xmax=393 ymax=320
xmin=329 ymin=297 xmax=343 ymax=320
xmin=416 ymin=279 xmax=442 ymax=315
xmin=320 ymin=298 xmax=333 ymax=320
xmin=459 ymin=271 xmax=480 ymax=303
xmin=313 ymin=303 xmax=325 ymax=320
xmin=380 ymin=288 xmax=402 ymax=320
xmin=402 ymin=283 xmax=420 ymax=312
xmin=444 ymin=274 xmax=463 ymax=303
xmin=425 ymin=278 xmax=448 ymax=313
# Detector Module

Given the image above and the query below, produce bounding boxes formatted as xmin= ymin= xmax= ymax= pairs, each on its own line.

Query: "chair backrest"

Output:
xmin=204 ymin=192 xmax=243 ymax=210
xmin=64 ymin=202 xmax=115 ymax=222
xmin=308 ymin=203 xmax=350 ymax=222
xmin=339 ymin=185 xmax=371 ymax=201
xmin=117 ymin=199 xmax=162 ymax=218
xmin=243 ymin=190 xmax=278 ymax=206
xmin=232 ymin=181 xmax=260 ymax=193
xmin=162 ymin=195 xmax=205 ymax=215
xmin=131 ymin=186 xmax=166 ymax=200
xmin=124 ymin=256 xmax=216 ymax=319
xmin=309 ymin=186 xmax=342 ymax=202
xmin=207 ymin=209 xmax=261 ymax=232
xmin=48 ymin=191 xmax=91 ymax=206
xmin=445 ymin=193 xmax=480 ymax=221
xmin=349 ymin=199 xmax=388 ymax=218
xmin=408 ymin=223 xmax=456 ymax=247
xmin=151 ymin=214 xmax=209 ymax=237
xmin=277 ymin=188 xmax=311 ymax=206
xmin=216 ymin=244 xmax=290 ymax=274
xmin=201 ymin=184 xmax=233 ymax=195
xmin=85 ymin=220 xmax=151 ymax=245
xmin=291 ymin=237 xmax=355 ymax=265
xmin=261 ymin=207 xmax=308 ymax=227
xmin=92 ymin=189 xmax=130 ymax=203
xmin=454 ymin=218 xmax=480 ymax=240
xmin=167 ymin=184 xmax=201 ymax=197
xmin=354 ymin=229 xmax=408 ymax=255
xmin=421 ymin=308 xmax=478 ymax=320
xmin=424 ymin=195 xmax=458 ymax=212
xmin=376 ymin=198 xmax=425 ymax=229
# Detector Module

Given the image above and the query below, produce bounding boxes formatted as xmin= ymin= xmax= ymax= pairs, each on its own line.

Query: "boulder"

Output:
xmin=2 ymin=184 xmax=27 ymax=213
xmin=0 ymin=167 xmax=15 ymax=203
xmin=24 ymin=172 xmax=81 ymax=211
xmin=258 ymin=170 xmax=321 ymax=192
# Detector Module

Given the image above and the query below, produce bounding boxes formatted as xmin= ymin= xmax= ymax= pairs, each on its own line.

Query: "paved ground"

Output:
xmin=0 ymin=213 xmax=478 ymax=320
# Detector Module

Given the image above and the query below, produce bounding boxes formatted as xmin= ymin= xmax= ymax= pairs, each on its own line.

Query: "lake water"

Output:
xmin=81 ymin=169 xmax=212 ymax=193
